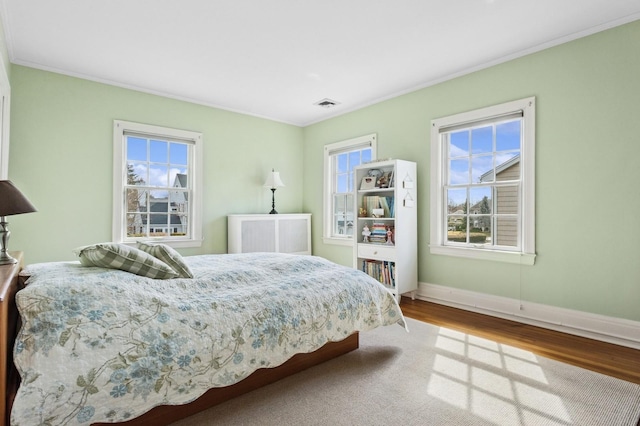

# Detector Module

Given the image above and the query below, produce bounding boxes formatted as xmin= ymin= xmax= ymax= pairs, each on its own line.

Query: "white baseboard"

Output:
xmin=416 ymin=282 xmax=640 ymax=350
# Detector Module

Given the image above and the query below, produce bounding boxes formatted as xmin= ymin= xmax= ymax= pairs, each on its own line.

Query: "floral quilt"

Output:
xmin=11 ymin=253 xmax=405 ymax=425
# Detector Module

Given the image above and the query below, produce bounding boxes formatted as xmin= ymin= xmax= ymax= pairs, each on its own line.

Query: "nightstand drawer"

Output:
xmin=357 ymin=244 xmax=396 ymax=261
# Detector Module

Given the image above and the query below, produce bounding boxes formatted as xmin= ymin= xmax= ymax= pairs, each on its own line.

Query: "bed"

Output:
xmin=4 ymin=248 xmax=405 ymax=426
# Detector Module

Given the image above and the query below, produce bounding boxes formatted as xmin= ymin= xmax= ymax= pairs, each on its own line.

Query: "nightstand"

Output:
xmin=0 ymin=251 xmax=23 ymax=425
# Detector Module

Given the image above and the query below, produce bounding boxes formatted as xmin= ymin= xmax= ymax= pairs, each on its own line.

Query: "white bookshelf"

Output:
xmin=353 ymin=159 xmax=417 ymax=301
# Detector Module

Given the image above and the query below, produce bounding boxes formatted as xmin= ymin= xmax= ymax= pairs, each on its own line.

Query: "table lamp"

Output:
xmin=0 ymin=180 xmax=37 ymax=265
xmin=263 ymin=169 xmax=285 ymax=214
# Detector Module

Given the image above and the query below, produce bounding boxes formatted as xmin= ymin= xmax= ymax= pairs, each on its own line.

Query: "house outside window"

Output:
xmin=113 ymin=120 xmax=203 ymax=248
xmin=323 ymin=134 xmax=376 ymax=245
xmin=430 ymin=97 xmax=536 ymax=265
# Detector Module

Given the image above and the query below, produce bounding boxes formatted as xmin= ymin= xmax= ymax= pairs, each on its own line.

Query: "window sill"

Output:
xmin=123 ymin=238 xmax=203 ymax=249
xmin=429 ymin=245 xmax=536 ymax=265
xmin=323 ymin=236 xmax=354 ymax=247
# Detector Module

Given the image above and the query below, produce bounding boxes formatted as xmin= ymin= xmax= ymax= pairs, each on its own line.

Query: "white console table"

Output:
xmin=227 ymin=214 xmax=312 ymax=255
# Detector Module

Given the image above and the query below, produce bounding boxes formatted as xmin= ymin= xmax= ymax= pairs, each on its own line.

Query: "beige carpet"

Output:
xmin=171 ymin=317 xmax=640 ymax=426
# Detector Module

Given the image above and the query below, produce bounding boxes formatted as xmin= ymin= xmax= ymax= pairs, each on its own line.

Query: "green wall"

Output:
xmin=5 ymin=20 xmax=640 ymax=323
xmin=303 ymin=20 xmax=640 ymax=322
xmin=8 ymin=66 xmax=304 ymax=264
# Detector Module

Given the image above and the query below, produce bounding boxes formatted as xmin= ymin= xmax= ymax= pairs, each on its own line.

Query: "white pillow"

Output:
xmin=73 ymin=243 xmax=178 ymax=279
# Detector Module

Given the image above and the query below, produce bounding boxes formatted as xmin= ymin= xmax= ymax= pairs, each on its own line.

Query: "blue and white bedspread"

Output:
xmin=11 ymin=253 xmax=405 ymax=425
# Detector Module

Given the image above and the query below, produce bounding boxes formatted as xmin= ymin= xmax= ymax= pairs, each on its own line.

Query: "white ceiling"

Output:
xmin=1 ymin=1 xmax=639 ymax=127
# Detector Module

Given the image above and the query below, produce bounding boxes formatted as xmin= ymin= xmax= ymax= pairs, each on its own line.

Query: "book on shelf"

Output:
xmin=379 ymin=196 xmax=394 ymax=218
xmin=362 ymin=195 xmax=394 ymax=218
xmin=364 ymin=222 xmax=394 ymax=245
xmin=361 ymin=259 xmax=396 ymax=288
xmin=363 ymin=196 xmax=379 ymax=217
xmin=368 ymin=222 xmax=387 ymax=244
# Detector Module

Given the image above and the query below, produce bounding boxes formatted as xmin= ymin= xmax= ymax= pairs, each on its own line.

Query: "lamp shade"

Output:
xmin=0 ymin=180 xmax=37 ymax=217
xmin=263 ymin=169 xmax=285 ymax=189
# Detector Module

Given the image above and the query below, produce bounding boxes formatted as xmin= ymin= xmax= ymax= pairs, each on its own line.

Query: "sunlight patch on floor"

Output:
xmin=430 ymin=327 xmax=572 ymax=425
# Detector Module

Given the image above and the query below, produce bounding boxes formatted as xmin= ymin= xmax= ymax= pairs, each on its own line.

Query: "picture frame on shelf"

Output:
xmin=378 ymin=170 xmax=394 ymax=188
xmin=360 ymin=176 xmax=376 ymax=190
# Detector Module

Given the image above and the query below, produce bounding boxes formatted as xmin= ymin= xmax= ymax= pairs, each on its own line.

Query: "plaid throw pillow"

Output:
xmin=137 ymin=241 xmax=194 ymax=278
xmin=75 ymin=243 xmax=178 ymax=279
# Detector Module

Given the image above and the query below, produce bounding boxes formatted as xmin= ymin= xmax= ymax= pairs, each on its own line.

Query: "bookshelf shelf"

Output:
xmin=353 ymin=159 xmax=417 ymax=302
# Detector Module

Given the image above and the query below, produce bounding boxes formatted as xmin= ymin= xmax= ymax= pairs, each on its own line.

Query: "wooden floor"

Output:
xmin=400 ymin=298 xmax=640 ymax=385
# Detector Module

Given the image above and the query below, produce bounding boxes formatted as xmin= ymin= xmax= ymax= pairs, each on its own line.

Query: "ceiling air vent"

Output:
xmin=314 ymin=98 xmax=340 ymax=108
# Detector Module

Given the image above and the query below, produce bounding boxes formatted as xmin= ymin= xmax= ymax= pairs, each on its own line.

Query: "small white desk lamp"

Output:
xmin=263 ymin=169 xmax=285 ymax=214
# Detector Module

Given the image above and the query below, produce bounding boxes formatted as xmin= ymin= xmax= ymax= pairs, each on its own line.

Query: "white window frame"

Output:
xmin=430 ymin=97 xmax=536 ymax=265
xmin=113 ymin=120 xmax=203 ymax=248
xmin=323 ymin=134 xmax=377 ymax=246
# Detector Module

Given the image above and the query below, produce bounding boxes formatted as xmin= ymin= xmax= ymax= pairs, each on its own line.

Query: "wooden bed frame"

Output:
xmin=0 ymin=252 xmax=360 ymax=426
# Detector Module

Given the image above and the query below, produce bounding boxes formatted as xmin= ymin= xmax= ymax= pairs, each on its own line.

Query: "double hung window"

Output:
xmin=430 ymin=98 xmax=536 ymax=264
xmin=323 ymin=134 xmax=376 ymax=245
xmin=113 ymin=120 xmax=203 ymax=247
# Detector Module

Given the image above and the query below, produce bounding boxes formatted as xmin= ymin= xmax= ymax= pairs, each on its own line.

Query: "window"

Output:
xmin=430 ymin=97 xmax=536 ymax=264
xmin=113 ymin=120 xmax=203 ymax=248
xmin=323 ymin=134 xmax=376 ymax=245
